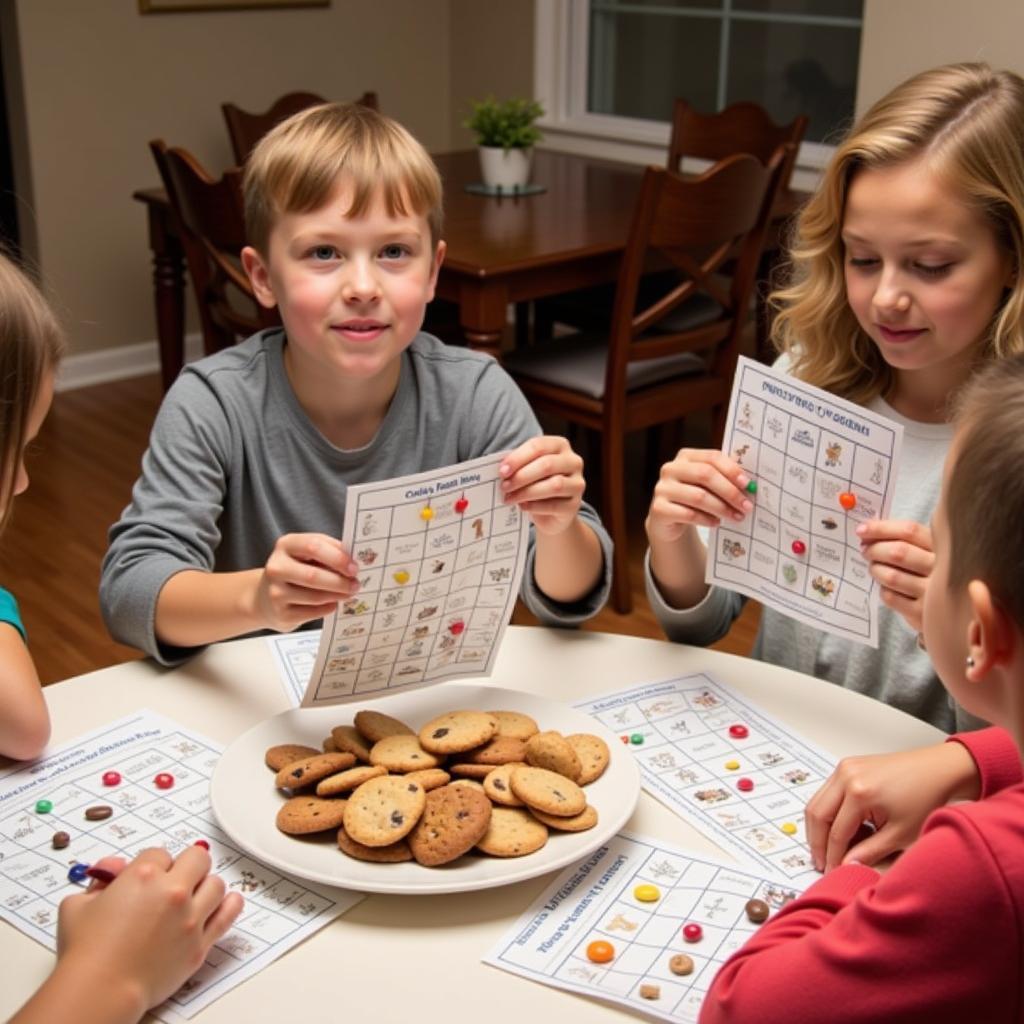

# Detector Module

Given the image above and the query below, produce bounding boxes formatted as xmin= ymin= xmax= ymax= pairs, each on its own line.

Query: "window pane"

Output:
xmin=726 ymin=20 xmax=860 ymax=142
xmin=734 ymin=0 xmax=862 ymax=16
xmin=610 ymin=0 xmax=723 ymax=8
xmin=588 ymin=10 xmax=720 ymax=121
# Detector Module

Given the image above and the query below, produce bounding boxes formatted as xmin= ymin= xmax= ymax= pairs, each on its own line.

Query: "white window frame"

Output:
xmin=534 ymin=0 xmax=851 ymax=191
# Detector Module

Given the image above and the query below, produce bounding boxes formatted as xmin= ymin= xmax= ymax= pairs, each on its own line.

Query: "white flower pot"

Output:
xmin=478 ymin=146 xmax=533 ymax=190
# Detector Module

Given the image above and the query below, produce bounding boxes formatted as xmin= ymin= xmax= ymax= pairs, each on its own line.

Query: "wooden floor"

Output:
xmin=0 ymin=372 xmax=760 ymax=685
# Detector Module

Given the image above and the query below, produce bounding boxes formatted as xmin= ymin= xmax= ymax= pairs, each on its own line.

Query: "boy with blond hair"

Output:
xmin=101 ymin=104 xmax=611 ymax=661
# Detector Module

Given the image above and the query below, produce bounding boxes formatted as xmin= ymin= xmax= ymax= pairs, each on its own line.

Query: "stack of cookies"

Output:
xmin=265 ymin=708 xmax=610 ymax=868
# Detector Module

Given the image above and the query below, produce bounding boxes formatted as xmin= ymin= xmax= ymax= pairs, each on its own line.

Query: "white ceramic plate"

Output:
xmin=211 ymin=683 xmax=640 ymax=894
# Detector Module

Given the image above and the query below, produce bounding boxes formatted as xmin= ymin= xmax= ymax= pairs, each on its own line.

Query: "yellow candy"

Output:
xmin=781 ymin=822 xmax=797 ymax=835
xmin=420 ymin=506 xmax=434 ymax=521
xmin=634 ymin=883 xmax=660 ymax=902
xmin=724 ymin=760 xmax=740 ymax=771
xmin=393 ymin=571 xmax=410 ymax=584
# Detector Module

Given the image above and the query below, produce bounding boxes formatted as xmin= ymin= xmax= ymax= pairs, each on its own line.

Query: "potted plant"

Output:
xmin=464 ymin=96 xmax=544 ymax=190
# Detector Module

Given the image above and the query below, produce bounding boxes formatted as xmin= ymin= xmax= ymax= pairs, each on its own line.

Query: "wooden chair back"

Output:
xmin=222 ymin=90 xmax=379 ymax=164
xmin=603 ymin=151 xmax=787 ymax=427
xmin=668 ymin=98 xmax=807 ymax=190
xmin=149 ymin=139 xmax=275 ymax=358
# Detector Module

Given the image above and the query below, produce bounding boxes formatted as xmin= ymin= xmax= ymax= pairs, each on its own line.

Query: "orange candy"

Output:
xmin=587 ymin=940 xmax=615 ymax=963
xmin=839 ymin=492 xmax=857 ymax=511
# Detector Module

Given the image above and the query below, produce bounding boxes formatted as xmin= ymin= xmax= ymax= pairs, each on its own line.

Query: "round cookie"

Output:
xmin=342 ymin=775 xmax=426 ymax=847
xmin=510 ymin=766 xmax=587 ymax=817
xmin=419 ymin=711 xmax=498 ymax=755
xmin=408 ymin=784 xmax=493 ymax=866
xmin=369 ymin=735 xmax=443 ymax=773
xmin=482 ymin=764 xmax=525 ymax=807
xmin=476 ymin=807 xmax=549 ymax=857
xmin=449 ymin=778 xmax=486 ymax=793
xmin=525 ymin=731 xmax=582 ymax=782
xmin=529 ymin=804 xmax=599 ymax=832
xmin=404 ymin=768 xmax=452 ymax=791
xmin=265 ymin=743 xmax=320 ymax=772
xmin=316 ymin=764 xmax=387 ymax=797
xmin=488 ymin=710 xmax=540 ymax=741
xmin=331 ymin=725 xmax=372 ymax=763
xmin=447 ymin=762 xmax=493 ymax=780
xmin=276 ymin=795 xmax=349 ymax=835
xmin=565 ymin=733 xmax=611 ymax=785
xmin=353 ymin=710 xmax=415 ymax=744
xmin=274 ymin=751 xmax=356 ymax=790
xmin=460 ymin=735 xmax=528 ymax=766
xmin=337 ymin=824 xmax=413 ymax=863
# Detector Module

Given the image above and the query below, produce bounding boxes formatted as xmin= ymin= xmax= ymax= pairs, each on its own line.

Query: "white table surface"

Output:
xmin=1 ymin=626 xmax=944 ymax=1022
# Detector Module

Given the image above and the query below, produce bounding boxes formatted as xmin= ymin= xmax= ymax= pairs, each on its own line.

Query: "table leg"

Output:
xmin=145 ymin=204 xmax=186 ymax=392
xmin=458 ymin=282 xmax=509 ymax=361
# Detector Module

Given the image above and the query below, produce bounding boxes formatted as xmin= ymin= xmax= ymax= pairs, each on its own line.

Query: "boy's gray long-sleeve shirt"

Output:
xmin=101 ymin=330 xmax=613 ymax=664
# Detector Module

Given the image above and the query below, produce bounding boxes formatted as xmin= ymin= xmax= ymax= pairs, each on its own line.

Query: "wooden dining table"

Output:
xmin=133 ymin=148 xmax=803 ymax=389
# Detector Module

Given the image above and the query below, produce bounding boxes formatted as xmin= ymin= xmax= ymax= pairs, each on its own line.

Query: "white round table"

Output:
xmin=0 ymin=627 xmax=944 ymax=1022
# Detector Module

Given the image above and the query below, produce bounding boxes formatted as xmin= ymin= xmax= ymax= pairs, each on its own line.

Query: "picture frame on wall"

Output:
xmin=139 ymin=0 xmax=329 ymax=12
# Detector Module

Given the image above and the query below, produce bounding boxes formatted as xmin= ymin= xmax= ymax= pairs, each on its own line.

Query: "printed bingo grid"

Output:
xmin=485 ymin=832 xmax=801 ymax=1024
xmin=578 ymin=674 xmax=835 ymax=887
xmin=302 ymin=452 xmax=529 ymax=707
xmin=0 ymin=711 xmax=358 ymax=1022
xmin=708 ymin=356 xmax=903 ymax=646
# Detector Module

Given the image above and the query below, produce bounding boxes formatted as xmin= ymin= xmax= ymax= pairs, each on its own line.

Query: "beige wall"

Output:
xmin=448 ymin=0 xmax=534 ymax=148
xmin=857 ymin=0 xmax=1024 ymax=114
xmin=8 ymin=0 xmax=453 ymax=357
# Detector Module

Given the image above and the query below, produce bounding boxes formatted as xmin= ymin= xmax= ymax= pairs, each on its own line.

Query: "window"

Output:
xmin=535 ymin=0 xmax=863 ymax=184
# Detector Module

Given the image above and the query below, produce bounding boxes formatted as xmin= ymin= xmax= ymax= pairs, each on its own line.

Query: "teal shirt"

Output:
xmin=0 ymin=586 xmax=26 ymax=642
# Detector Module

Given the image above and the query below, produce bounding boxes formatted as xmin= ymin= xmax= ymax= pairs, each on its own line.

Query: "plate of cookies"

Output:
xmin=210 ymin=683 xmax=641 ymax=894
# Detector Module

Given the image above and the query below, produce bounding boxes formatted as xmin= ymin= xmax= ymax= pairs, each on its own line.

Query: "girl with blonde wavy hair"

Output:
xmin=644 ymin=63 xmax=1024 ymax=732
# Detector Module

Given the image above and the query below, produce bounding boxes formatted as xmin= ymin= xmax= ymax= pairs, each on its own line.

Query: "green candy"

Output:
xmin=745 ymin=480 xmax=758 ymax=494
xmin=630 ymin=733 xmax=644 ymax=745
xmin=35 ymin=799 xmax=53 ymax=814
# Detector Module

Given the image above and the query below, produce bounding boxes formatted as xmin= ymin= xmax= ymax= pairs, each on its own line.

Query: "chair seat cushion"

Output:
xmin=504 ymin=333 xmax=707 ymax=400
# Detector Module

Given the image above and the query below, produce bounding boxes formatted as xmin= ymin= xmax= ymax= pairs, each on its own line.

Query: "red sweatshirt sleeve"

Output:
xmin=948 ymin=726 xmax=1022 ymax=797
xmin=700 ymin=802 xmax=1020 ymax=1024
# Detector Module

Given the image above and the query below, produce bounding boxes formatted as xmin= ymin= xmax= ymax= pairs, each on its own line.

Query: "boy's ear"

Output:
xmin=241 ymin=246 xmax=278 ymax=310
xmin=426 ymin=240 xmax=447 ymax=301
xmin=965 ymin=579 xmax=1016 ymax=682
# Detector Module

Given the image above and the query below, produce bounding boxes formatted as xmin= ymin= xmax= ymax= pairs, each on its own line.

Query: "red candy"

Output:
xmin=620 ymin=735 xmax=630 ymax=744
xmin=454 ymin=496 xmax=469 ymax=513
xmin=449 ymin=620 xmax=466 ymax=636
xmin=683 ymin=923 xmax=703 ymax=942
xmin=194 ymin=839 xmax=210 ymax=850
xmin=791 ymin=540 xmax=807 ymax=555
xmin=737 ymin=777 xmax=754 ymax=792
xmin=728 ymin=724 xmax=749 ymax=739
xmin=154 ymin=772 xmax=175 ymax=790
xmin=101 ymin=771 xmax=121 ymax=787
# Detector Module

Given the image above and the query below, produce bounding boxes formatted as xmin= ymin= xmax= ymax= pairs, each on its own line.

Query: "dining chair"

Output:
xmin=149 ymin=140 xmax=276 ymax=377
xmin=536 ymin=99 xmax=807 ymax=360
xmin=222 ymin=90 xmax=379 ymax=164
xmin=503 ymin=151 xmax=788 ymax=613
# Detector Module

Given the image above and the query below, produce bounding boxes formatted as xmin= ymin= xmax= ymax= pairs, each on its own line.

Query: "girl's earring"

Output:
xmin=966 ymin=655 xmax=976 ymax=669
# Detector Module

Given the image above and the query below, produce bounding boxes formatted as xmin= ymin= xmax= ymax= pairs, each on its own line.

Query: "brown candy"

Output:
xmin=51 ymin=831 xmax=70 ymax=849
xmin=669 ymin=953 xmax=694 ymax=976
xmin=84 ymin=805 xmax=113 ymax=821
xmin=745 ymin=898 xmax=770 ymax=923
xmin=639 ymin=984 xmax=661 ymax=1000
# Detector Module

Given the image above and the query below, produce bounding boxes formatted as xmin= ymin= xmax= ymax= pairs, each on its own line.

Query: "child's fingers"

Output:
xmin=855 ymin=518 xmax=932 ymax=551
xmin=842 ymin=827 xmax=903 ymax=869
xmin=879 ymin=588 xmax=923 ymax=632
xmin=277 ymin=533 xmax=360 ymax=578
xmin=500 ymin=436 xmax=570 ymax=476
xmin=860 ymin=538 xmax=934 ymax=578
xmin=503 ymin=471 xmax=582 ymax=506
xmin=191 ymin=872 xmax=230 ymax=921
xmin=655 ymin=476 xmax=750 ymax=526
xmin=821 ymin=798 xmax=872 ymax=873
xmin=167 ymin=844 xmax=214 ymax=889
xmin=661 ymin=452 xmax=752 ymax=518
xmin=870 ymin=561 xmax=927 ymax=600
xmin=803 ymin=776 xmax=843 ymax=870
xmin=203 ymin=891 xmax=245 ymax=945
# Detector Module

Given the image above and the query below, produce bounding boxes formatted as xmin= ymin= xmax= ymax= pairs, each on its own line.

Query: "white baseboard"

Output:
xmin=55 ymin=333 xmax=205 ymax=393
